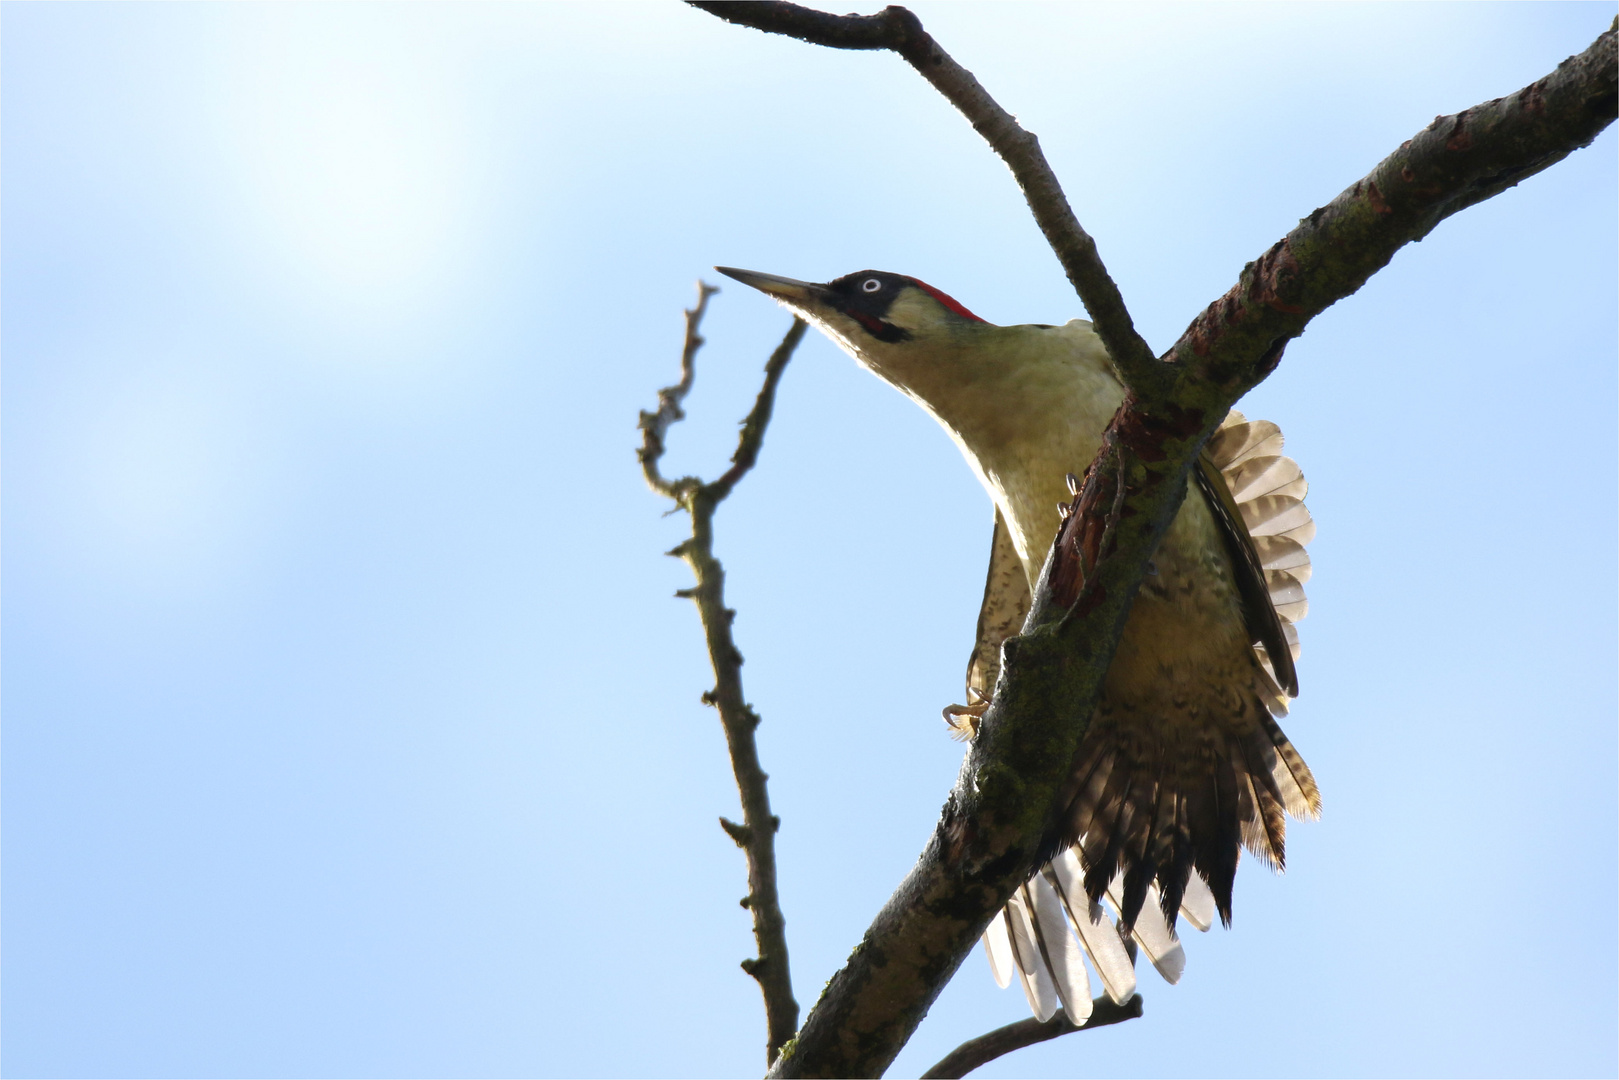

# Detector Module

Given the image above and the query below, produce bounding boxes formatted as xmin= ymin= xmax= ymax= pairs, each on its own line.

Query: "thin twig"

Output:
xmin=637 ymin=282 xmax=717 ymax=499
xmin=919 ymin=995 xmax=1144 ymax=1080
xmin=638 ymin=283 xmax=807 ymax=1064
xmin=687 ymin=0 xmax=1170 ymax=394
xmin=711 ymin=319 xmax=808 ymax=500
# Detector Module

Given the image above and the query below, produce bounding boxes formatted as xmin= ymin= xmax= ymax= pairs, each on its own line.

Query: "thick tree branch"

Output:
xmin=704 ymin=14 xmax=1614 ymax=1079
xmin=919 ymin=995 xmax=1144 ymax=1080
xmin=688 ymin=0 xmax=1168 ymax=394
xmin=637 ymin=285 xmax=808 ymax=1065
xmin=1161 ymin=16 xmax=1619 ymax=404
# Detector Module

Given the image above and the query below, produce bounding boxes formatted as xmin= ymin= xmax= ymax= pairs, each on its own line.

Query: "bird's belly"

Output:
xmin=1104 ymin=493 xmax=1252 ymax=704
xmin=1000 ymin=470 xmax=1253 ymax=707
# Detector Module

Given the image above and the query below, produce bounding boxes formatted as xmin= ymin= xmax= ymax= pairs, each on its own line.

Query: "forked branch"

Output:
xmin=637 ymin=284 xmax=809 ymax=1064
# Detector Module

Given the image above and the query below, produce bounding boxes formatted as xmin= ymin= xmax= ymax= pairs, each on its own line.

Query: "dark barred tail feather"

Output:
xmin=1054 ymin=689 xmax=1320 ymax=937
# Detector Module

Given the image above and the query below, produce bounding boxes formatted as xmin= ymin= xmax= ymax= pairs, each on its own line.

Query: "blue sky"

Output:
xmin=4 ymin=4 xmax=1615 ymax=1078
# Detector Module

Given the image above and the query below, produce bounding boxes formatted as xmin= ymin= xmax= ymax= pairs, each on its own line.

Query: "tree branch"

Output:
xmin=710 ymin=319 xmax=808 ymax=501
xmin=637 ymin=284 xmax=809 ymax=1065
xmin=918 ymin=995 xmax=1144 ymax=1080
xmin=637 ymin=282 xmax=715 ymax=501
xmin=1161 ymin=15 xmax=1619 ymax=404
xmin=684 ymin=12 xmax=1614 ymax=1078
xmin=688 ymin=0 xmax=1169 ymax=394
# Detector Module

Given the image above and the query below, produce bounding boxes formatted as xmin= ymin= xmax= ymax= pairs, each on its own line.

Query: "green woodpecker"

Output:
xmin=718 ymin=266 xmax=1321 ymax=1024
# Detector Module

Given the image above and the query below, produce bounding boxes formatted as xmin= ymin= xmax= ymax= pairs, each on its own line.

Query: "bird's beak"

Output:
xmin=714 ymin=267 xmax=832 ymax=308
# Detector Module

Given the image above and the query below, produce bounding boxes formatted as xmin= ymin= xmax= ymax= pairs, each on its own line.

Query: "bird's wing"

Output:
xmin=1199 ymin=410 xmax=1315 ymax=704
xmin=965 ymin=508 xmax=1033 ymax=705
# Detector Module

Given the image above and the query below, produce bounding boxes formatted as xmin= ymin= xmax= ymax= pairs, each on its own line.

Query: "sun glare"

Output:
xmin=225 ymin=12 xmax=477 ymax=338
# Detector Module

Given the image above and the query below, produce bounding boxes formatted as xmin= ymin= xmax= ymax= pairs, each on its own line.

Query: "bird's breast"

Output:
xmin=959 ymin=362 xmax=1250 ymax=699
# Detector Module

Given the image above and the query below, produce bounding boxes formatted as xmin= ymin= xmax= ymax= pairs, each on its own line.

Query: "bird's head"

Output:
xmin=715 ymin=266 xmax=991 ymax=385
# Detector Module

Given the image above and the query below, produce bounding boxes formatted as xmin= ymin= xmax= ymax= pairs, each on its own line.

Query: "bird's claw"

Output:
xmin=942 ymin=687 xmax=991 ymax=741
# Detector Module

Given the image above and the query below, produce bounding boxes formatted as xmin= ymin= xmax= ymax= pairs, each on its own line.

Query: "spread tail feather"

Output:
xmin=1026 ymin=877 xmax=1093 ymax=1025
xmin=1004 ymin=888 xmax=1062 ymax=1021
xmin=985 ymin=701 xmax=1318 ymax=1015
xmin=1049 ymin=850 xmax=1136 ymax=1005
xmin=982 ymin=908 xmax=1016 ymax=989
xmin=1106 ymin=875 xmax=1185 ymax=984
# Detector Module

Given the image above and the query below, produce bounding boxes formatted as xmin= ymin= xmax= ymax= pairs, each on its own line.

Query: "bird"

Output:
xmin=717 ymin=265 xmax=1321 ymax=1025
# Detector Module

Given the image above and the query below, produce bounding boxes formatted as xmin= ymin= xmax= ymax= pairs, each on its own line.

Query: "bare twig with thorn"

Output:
xmin=637 ymin=283 xmax=808 ymax=1065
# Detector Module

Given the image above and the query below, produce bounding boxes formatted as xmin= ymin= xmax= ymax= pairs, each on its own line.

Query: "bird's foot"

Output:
xmin=941 ymin=688 xmax=991 ymax=741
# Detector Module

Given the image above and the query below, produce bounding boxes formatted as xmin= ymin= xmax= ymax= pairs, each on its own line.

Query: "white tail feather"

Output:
xmin=1106 ymin=877 xmax=1186 ymax=985
xmin=1179 ymin=872 xmax=1217 ymax=932
xmin=1049 ymin=850 xmax=1136 ymax=1005
xmin=1027 ymin=878 xmax=1093 ymax=1025
xmin=983 ymin=910 xmax=1015 ymax=989
xmin=1005 ymin=889 xmax=1061 ymax=1021
xmin=1134 ymin=887 xmax=1187 ymax=984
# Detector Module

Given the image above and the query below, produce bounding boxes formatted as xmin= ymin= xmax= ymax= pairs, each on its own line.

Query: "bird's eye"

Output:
xmin=861 ymin=278 xmax=882 ymax=293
